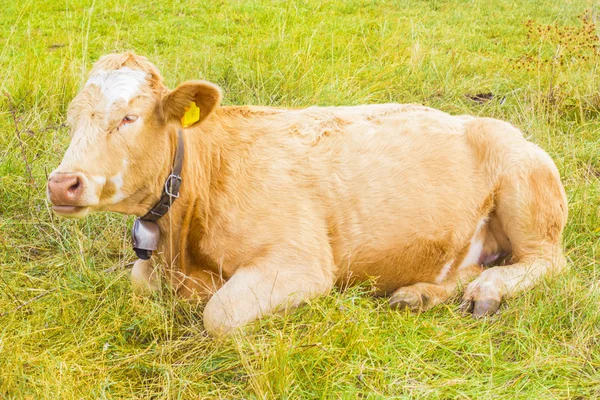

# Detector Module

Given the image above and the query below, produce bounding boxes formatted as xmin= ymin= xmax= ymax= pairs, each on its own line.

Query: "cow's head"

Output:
xmin=47 ymin=53 xmax=221 ymax=218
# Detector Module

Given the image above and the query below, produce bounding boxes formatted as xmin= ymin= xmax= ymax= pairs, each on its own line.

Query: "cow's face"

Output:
xmin=47 ymin=53 xmax=221 ymax=218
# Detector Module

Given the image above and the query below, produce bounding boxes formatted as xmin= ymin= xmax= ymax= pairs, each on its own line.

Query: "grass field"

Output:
xmin=1 ymin=0 xmax=600 ymax=398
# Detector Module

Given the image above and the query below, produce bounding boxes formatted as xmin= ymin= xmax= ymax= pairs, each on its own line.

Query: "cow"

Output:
xmin=47 ymin=52 xmax=568 ymax=336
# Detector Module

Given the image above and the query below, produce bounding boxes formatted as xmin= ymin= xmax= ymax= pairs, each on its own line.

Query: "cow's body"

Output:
xmin=47 ymin=53 xmax=568 ymax=335
xmin=157 ymin=104 xmax=509 ymax=291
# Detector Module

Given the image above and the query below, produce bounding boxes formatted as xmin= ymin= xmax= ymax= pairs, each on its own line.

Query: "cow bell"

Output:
xmin=132 ymin=218 xmax=160 ymax=260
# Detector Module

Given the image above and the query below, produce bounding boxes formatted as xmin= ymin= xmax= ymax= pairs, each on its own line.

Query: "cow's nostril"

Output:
xmin=47 ymin=173 xmax=85 ymax=205
xmin=68 ymin=178 xmax=81 ymax=194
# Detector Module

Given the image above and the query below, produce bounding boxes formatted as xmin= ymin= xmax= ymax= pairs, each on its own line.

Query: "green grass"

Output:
xmin=1 ymin=0 xmax=599 ymax=398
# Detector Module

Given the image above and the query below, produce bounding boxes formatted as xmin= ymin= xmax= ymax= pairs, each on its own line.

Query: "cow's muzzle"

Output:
xmin=47 ymin=172 xmax=90 ymax=218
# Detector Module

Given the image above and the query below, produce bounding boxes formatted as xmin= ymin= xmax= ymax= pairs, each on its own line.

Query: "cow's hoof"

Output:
xmin=389 ymin=290 xmax=428 ymax=312
xmin=470 ymin=299 xmax=501 ymax=318
xmin=459 ymin=299 xmax=474 ymax=314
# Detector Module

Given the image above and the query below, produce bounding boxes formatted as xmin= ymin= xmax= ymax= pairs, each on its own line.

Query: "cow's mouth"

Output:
xmin=52 ymin=205 xmax=90 ymax=219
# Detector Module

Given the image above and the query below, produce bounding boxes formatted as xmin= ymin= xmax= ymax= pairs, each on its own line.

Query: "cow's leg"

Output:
xmin=463 ymin=247 xmax=566 ymax=317
xmin=131 ymin=258 xmax=160 ymax=293
xmin=203 ymin=249 xmax=335 ymax=336
xmin=463 ymin=157 xmax=568 ymax=318
xmin=389 ymin=264 xmax=482 ymax=312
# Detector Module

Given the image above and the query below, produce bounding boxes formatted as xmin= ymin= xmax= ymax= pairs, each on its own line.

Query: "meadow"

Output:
xmin=1 ymin=0 xmax=599 ymax=398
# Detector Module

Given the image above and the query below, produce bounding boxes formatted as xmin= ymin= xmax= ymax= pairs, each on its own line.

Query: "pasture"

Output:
xmin=1 ymin=0 xmax=599 ymax=398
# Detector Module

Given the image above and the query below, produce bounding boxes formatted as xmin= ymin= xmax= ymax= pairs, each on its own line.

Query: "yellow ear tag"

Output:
xmin=181 ymin=101 xmax=200 ymax=128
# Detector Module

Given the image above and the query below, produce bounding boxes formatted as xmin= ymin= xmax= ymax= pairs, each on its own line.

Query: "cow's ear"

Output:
xmin=161 ymin=80 xmax=222 ymax=127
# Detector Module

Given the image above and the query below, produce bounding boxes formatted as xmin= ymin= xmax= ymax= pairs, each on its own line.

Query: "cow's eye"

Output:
xmin=122 ymin=115 xmax=138 ymax=124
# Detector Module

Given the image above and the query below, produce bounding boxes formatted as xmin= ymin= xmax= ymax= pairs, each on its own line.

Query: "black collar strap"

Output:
xmin=141 ymin=129 xmax=185 ymax=221
xmin=132 ymin=129 xmax=185 ymax=260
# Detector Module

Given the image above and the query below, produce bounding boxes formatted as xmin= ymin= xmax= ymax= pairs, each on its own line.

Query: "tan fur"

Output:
xmin=48 ymin=53 xmax=568 ymax=334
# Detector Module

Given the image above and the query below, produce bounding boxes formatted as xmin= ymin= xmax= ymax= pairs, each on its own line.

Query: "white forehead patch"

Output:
xmin=86 ymin=67 xmax=148 ymax=108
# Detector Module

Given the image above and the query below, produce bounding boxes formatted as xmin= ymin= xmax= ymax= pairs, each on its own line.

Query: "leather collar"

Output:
xmin=131 ymin=129 xmax=185 ymax=260
xmin=141 ymin=128 xmax=185 ymax=221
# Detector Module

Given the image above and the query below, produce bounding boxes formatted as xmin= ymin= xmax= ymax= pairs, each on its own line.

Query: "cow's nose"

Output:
xmin=47 ymin=173 xmax=84 ymax=205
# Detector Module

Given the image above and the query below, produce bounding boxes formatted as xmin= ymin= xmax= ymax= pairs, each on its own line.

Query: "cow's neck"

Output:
xmin=154 ymin=122 xmax=219 ymax=267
